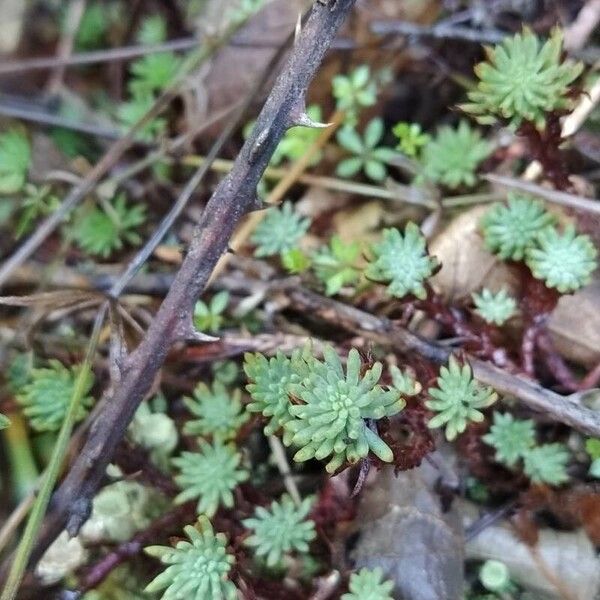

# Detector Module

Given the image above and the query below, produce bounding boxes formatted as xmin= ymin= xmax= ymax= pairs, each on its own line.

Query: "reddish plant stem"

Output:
xmin=518 ymin=114 xmax=571 ymax=190
xmin=579 ymin=360 xmax=600 ymax=390
xmin=536 ymin=330 xmax=580 ymax=392
xmin=521 ymin=322 xmax=540 ymax=377
xmin=415 ymin=288 xmax=512 ymax=368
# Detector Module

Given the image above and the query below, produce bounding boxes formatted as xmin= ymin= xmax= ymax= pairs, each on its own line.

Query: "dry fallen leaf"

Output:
xmin=351 ymin=457 xmax=464 ymax=600
xmin=548 ymin=280 xmax=600 ymax=367
xmin=429 ymin=205 xmax=518 ymax=302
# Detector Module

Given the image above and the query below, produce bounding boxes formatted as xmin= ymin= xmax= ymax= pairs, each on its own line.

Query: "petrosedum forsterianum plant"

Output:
xmin=244 ymin=346 xmax=314 ymax=444
xmin=472 ymin=288 xmax=517 ymax=326
xmin=183 ymin=381 xmax=249 ymax=440
xmin=426 ymin=356 xmax=498 ymax=441
xmin=461 ymin=28 xmax=583 ymax=129
xmin=251 ymin=201 xmax=311 ymax=257
xmin=525 ymin=224 xmax=597 ymax=293
xmin=172 ymin=440 xmax=249 ymax=517
xmin=365 ymin=223 xmax=438 ymax=300
xmin=482 ymin=412 xmax=536 ymax=467
xmin=390 ymin=365 xmax=422 ymax=397
xmin=342 ymin=567 xmax=394 ymax=600
xmin=242 ymin=494 xmax=316 ymax=567
xmin=144 ymin=517 xmax=237 ymax=600
xmin=420 ymin=120 xmax=493 ymax=189
xmin=16 ymin=360 xmax=94 ymax=432
xmin=523 ymin=443 xmax=569 ymax=485
xmin=285 ymin=346 xmax=405 ymax=473
xmin=481 ymin=193 xmax=556 ymax=260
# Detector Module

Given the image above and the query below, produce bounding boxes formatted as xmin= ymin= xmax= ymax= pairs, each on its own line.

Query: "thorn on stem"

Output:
xmin=290 ymin=111 xmax=332 ymax=129
xmin=175 ymin=320 xmax=219 ymax=344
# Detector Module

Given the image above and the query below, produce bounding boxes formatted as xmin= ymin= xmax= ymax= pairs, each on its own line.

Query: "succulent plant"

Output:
xmin=461 ymin=28 xmax=583 ymax=129
xmin=16 ymin=360 xmax=94 ymax=432
xmin=481 ymin=193 xmax=556 ymax=260
xmin=420 ymin=121 xmax=493 ymax=189
xmin=285 ymin=346 xmax=404 ymax=473
xmin=336 ymin=119 xmax=397 ymax=182
xmin=332 ymin=65 xmax=378 ymax=125
xmin=144 ymin=517 xmax=237 ymax=600
xmin=244 ymin=346 xmax=314 ymax=444
xmin=183 ymin=381 xmax=249 ymax=440
xmin=392 ymin=121 xmax=430 ymax=158
xmin=342 ymin=567 xmax=394 ymax=600
xmin=426 ymin=356 xmax=498 ymax=441
xmin=242 ymin=495 xmax=316 ymax=567
xmin=172 ymin=440 xmax=249 ymax=516
xmin=525 ymin=225 xmax=597 ymax=293
xmin=250 ymin=201 xmax=311 ymax=257
xmin=472 ymin=288 xmax=517 ymax=326
xmin=389 ymin=365 xmax=422 ymax=397
xmin=365 ymin=223 xmax=438 ymax=300
xmin=523 ymin=443 xmax=569 ymax=485
xmin=312 ymin=235 xmax=362 ymax=296
xmin=482 ymin=412 xmax=536 ymax=467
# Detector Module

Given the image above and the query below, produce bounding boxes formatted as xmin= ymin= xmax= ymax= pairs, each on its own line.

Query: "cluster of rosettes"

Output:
xmin=461 ymin=27 xmax=583 ymax=129
xmin=244 ymin=345 xmax=314 ymax=445
xmin=144 ymin=518 xmax=237 ymax=600
xmin=484 ymin=412 xmax=570 ymax=484
xmin=245 ymin=344 xmax=407 ymax=473
xmin=342 ymin=567 xmax=395 ymax=600
xmin=16 ymin=359 xmax=94 ymax=432
xmin=365 ymin=223 xmax=439 ymax=300
xmin=172 ymin=439 xmax=249 ymax=517
xmin=250 ymin=201 xmax=311 ymax=257
xmin=182 ymin=381 xmax=248 ymax=441
xmin=426 ymin=356 xmax=498 ymax=441
xmin=420 ymin=120 xmax=493 ymax=189
xmin=481 ymin=192 xmax=597 ymax=293
xmin=471 ymin=288 xmax=517 ymax=326
xmin=286 ymin=346 xmax=405 ymax=473
xmin=242 ymin=495 xmax=316 ymax=567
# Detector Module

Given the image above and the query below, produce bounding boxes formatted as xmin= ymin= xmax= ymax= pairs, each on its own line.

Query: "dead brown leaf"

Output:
xmin=429 ymin=205 xmax=518 ymax=302
xmin=548 ymin=280 xmax=600 ymax=367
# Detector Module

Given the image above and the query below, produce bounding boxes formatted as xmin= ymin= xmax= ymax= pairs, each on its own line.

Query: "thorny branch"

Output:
xmin=22 ymin=0 xmax=358 ymax=575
